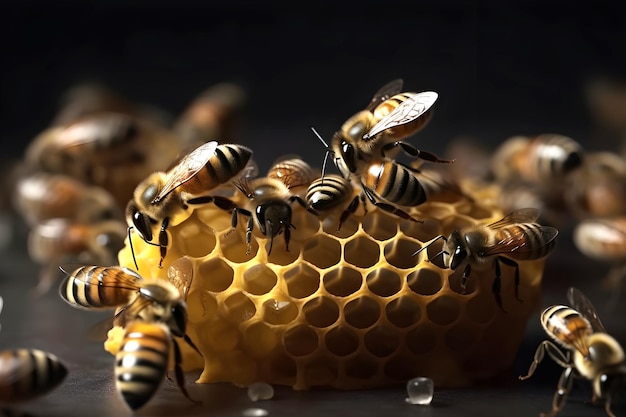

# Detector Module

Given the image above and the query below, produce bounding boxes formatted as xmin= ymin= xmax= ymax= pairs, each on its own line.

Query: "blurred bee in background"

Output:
xmin=126 ymin=140 xmax=253 ymax=267
xmin=12 ymin=172 xmax=122 ymax=227
xmin=0 ymin=296 xmax=68 ymax=403
xmin=59 ymin=257 xmax=200 ymax=410
xmin=414 ymin=208 xmax=558 ymax=312
xmin=173 ymin=82 xmax=247 ymax=152
xmin=519 ymin=287 xmax=626 ymax=417
xmin=28 ymin=218 xmax=126 ymax=295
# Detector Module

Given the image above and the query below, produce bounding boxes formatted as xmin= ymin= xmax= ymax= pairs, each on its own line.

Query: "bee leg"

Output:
xmin=283 ymin=221 xmax=291 ymax=252
xmin=338 ymin=195 xmax=361 ymax=231
xmin=540 ymin=366 xmax=575 ymax=417
xmin=519 ymin=340 xmax=570 ymax=380
xmin=172 ymin=339 xmax=201 ymax=406
xmin=498 ymin=256 xmax=523 ymax=302
xmin=381 ymin=141 xmax=454 ymax=164
xmin=492 ymin=259 xmax=507 ymax=313
xmin=460 ymin=264 xmax=471 ymax=294
xmin=361 ymin=186 xmax=422 ymax=223
xmin=158 ymin=217 xmax=170 ymax=268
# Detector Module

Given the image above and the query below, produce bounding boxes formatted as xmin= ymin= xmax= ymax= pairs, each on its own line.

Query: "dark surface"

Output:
xmin=2 ymin=2 xmax=626 ymax=416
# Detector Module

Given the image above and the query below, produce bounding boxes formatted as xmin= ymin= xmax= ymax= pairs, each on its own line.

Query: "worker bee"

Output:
xmin=414 ymin=208 xmax=559 ymax=311
xmin=267 ymin=155 xmax=316 ymax=193
xmin=306 ymin=174 xmax=358 ymax=230
xmin=519 ymin=287 xmax=626 ymax=417
xmin=27 ymin=218 xmax=127 ymax=295
xmin=13 ymin=172 xmax=122 ymax=227
xmin=59 ymin=258 xmax=200 ymax=410
xmin=126 ymin=140 xmax=253 ymax=267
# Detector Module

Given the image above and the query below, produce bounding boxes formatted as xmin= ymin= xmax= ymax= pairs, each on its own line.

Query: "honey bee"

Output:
xmin=59 ymin=258 xmax=200 ymax=410
xmin=306 ymin=174 xmax=357 ymax=230
xmin=13 ymin=172 xmax=122 ymax=227
xmin=27 ymin=218 xmax=127 ymax=295
xmin=126 ymin=140 xmax=253 ymax=267
xmin=267 ymin=155 xmax=316 ymax=194
xmin=414 ymin=208 xmax=559 ymax=311
xmin=519 ymin=287 xmax=626 ymax=417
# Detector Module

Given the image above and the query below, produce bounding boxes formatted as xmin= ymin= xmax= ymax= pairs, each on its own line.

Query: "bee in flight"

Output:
xmin=414 ymin=208 xmax=558 ymax=312
xmin=314 ymin=79 xmax=452 ymax=224
xmin=59 ymin=257 xmax=200 ymax=410
xmin=126 ymin=140 xmax=253 ymax=267
xmin=519 ymin=287 xmax=626 ymax=417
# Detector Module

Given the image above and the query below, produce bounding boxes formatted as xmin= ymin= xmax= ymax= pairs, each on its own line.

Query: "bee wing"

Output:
xmin=155 ymin=140 xmax=218 ymax=201
xmin=482 ymin=225 xmax=559 ymax=256
xmin=487 ymin=208 xmax=541 ymax=229
xmin=168 ymin=256 xmax=194 ymax=300
xmin=268 ymin=155 xmax=315 ymax=190
xmin=364 ymin=91 xmax=438 ymax=140
xmin=366 ymin=78 xmax=404 ymax=111
xmin=567 ymin=287 xmax=607 ymax=333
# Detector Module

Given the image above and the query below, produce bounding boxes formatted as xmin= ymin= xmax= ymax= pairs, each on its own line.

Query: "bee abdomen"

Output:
xmin=306 ymin=175 xmax=353 ymax=211
xmin=204 ymin=144 xmax=253 ymax=185
xmin=365 ymin=161 xmax=426 ymax=207
xmin=541 ymin=305 xmax=591 ymax=349
xmin=115 ymin=322 xmax=169 ymax=410
xmin=61 ymin=265 xmax=137 ymax=308
xmin=529 ymin=134 xmax=584 ymax=181
xmin=0 ymin=349 xmax=67 ymax=403
xmin=503 ymin=223 xmax=557 ymax=260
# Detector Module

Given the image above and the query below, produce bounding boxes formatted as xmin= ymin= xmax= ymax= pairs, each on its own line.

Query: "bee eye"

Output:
xmin=132 ymin=211 xmax=153 ymax=241
xmin=142 ymin=184 xmax=159 ymax=205
xmin=340 ymin=141 xmax=357 ymax=173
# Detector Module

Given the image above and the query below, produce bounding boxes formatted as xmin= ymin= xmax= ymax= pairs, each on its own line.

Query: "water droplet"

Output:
xmin=405 ymin=376 xmax=434 ymax=405
xmin=247 ymin=382 xmax=274 ymax=402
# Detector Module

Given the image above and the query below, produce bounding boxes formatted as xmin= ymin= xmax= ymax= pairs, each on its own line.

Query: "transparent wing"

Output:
xmin=366 ymin=79 xmax=404 ymax=111
xmin=487 ymin=208 xmax=540 ymax=229
xmin=168 ymin=256 xmax=194 ymax=300
xmin=364 ymin=91 xmax=438 ymax=139
xmin=482 ymin=225 xmax=558 ymax=256
xmin=155 ymin=140 xmax=218 ymax=201
xmin=567 ymin=286 xmax=607 ymax=333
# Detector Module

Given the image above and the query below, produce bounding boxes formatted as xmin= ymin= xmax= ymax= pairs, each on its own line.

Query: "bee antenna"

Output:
xmin=127 ymin=226 xmax=139 ymax=271
xmin=311 ymin=126 xmax=333 ymax=183
xmin=412 ymin=235 xmax=446 ymax=257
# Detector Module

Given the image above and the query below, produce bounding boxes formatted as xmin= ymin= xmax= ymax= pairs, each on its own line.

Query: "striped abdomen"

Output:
xmin=60 ymin=265 xmax=140 ymax=309
xmin=0 ymin=349 xmax=67 ymax=402
xmin=372 ymin=93 xmax=433 ymax=139
xmin=181 ymin=144 xmax=253 ymax=194
xmin=306 ymin=175 xmax=354 ymax=212
xmin=494 ymin=223 xmax=557 ymax=260
xmin=115 ymin=321 xmax=169 ymax=410
xmin=363 ymin=161 xmax=426 ymax=207
xmin=541 ymin=305 xmax=592 ymax=354
xmin=523 ymin=134 xmax=584 ymax=182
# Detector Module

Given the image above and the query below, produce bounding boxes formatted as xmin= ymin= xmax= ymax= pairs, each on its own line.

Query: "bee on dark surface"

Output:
xmin=13 ymin=172 xmax=122 ymax=227
xmin=27 ymin=218 xmax=126 ymax=296
xmin=59 ymin=258 xmax=200 ymax=410
xmin=126 ymin=140 xmax=253 ymax=267
xmin=519 ymin=287 xmax=626 ymax=417
xmin=267 ymin=155 xmax=316 ymax=194
xmin=414 ymin=208 xmax=558 ymax=312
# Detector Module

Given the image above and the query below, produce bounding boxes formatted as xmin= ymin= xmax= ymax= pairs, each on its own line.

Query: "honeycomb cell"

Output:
xmin=323 ymin=266 xmax=362 ymax=297
xmin=345 ymin=354 xmax=378 ymax=380
xmin=362 ymin=212 xmax=398 ymax=241
xmin=444 ymin=323 xmax=478 ymax=351
xmin=385 ymin=295 xmax=421 ymax=328
xmin=344 ymin=236 xmax=379 ymax=268
xmin=303 ymin=356 xmax=339 ymax=387
xmin=283 ymin=325 xmax=319 ymax=356
xmin=220 ymin=228 xmax=260 ymax=263
xmin=203 ymin=320 xmax=239 ymax=353
xmin=302 ymin=235 xmax=342 ymax=269
xmin=364 ymin=325 xmax=400 ymax=357
xmin=242 ymin=322 xmax=278 ymax=358
xmin=366 ymin=268 xmax=402 ymax=297
xmin=283 ymin=264 xmax=321 ymax=299
xmin=344 ymin=296 xmax=380 ymax=329
xmin=426 ymin=295 xmax=463 ymax=325
xmin=187 ymin=289 xmax=218 ymax=324
xmin=197 ymin=258 xmax=234 ymax=292
xmin=269 ymin=353 xmax=298 ymax=385
xmin=266 ymin=242 xmax=300 ymax=266
xmin=321 ymin=213 xmax=360 ymax=239
xmin=243 ymin=264 xmax=278 ymax=295
xmin=465 ymin=293 xmax=497 ymax=324
xmin=325 ymin=326 xmax=360 ymax=357
xmin=384 ymin=238 xmax=420 ymax=269
xmin=407 ymin=267 xmax=444 ymax=296
xmin=174 ymin=212 xmax=217 ymax=257
xmin=383 ymin=354 xmax=419 ymax=381
xmin=262 ymin=298 xmax=299 ymax=325
xmin=401 ymin=216 xmax=442 ymax=242
xmin=222 ymin=291 xmax=256 ymax=323
xmin=406 ymin=325 xmax=438 ymax=354
xmin=303 ymin=296 xmax=340 ymax=328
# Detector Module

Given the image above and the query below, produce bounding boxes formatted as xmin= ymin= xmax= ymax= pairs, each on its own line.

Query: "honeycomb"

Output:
xmin=108 ymin=179 xmax=547 ymax=390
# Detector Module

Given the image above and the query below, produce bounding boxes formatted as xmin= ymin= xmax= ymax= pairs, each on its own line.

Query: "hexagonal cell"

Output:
xmin=243 ymin=264 xmax=278 ymax=295
xmin=364 ymin=325 xmax=400 ymax=357
xmin=174 ymin=212 xmax=217 ymax=257
xmin=222 ymin=291 xmax=256 ymax=324
xmin=325 ymin=326 xmax=359 ymax=357
xmin=302 ymin=235 xmax=342 ymax=269
xmin=444 ymin=323 xmax=478 ymax=351
xmin=344 ymin=296 xmax=381 ymax=329
xmin=283 ymin=324 xmax=319 ymax=356
xmin=262 ymin=298 xmax=299 ymax=325
xmin=242 ymin=321 xmax=278 ymax=358
xmin=448 ymin=268 xmax=479 ymax=295
xmin=197 ymin=257 xmax=234 ymax=292
xmin=196 ymin=204 xmax=233 ymax=234
xmin=361 ymin=212 xmax=398 ymax=241
xmin=302 ymin=296 xmax=340 ymax=328
xmin=321 ymin=212 xmax=360 ymax=239
xmin=413 ymin=236 xmax=447 ymax=269
xmin=385 ymin=295 xmax=421 ymax=328
xmin=187 ymin=289 xmax=218 ymax=324
xmin=323 ymin=266 xmax=363 ymax=297
xmin=401 ymin=216 xmax=442 ymax=242
xmin=465 ymin=292 xmax=497 ymax=324
xmin=344 ymin=236 xmax=380 ymax=268
xmin=290 ymin=207 xmax=322 ymax=240
xmin=407 ymin=267 xmax=444 ymax=296
xmin=219 ymin=227 xmax=260 ymax=263
xmin=383 ymin=237 xmax=421 ymax=269
xmin=303 ymin=356 xmax=339 ymax=387
xmin=266 ymin=240 xmax=300 ymax=266
xmin=406 ymin=324 xmax=438 ymax=354
xmin=366 ymin=268 xmax=402 ymax=297
xmin=426 ymin=294 xmax=463 ymax=325
xmin=383 ymin=354 xmax=419 ymax=381
xmin=345 ymin=354 xmax=379 ymax=380
xmin=283 ymin=263 xmax=321 ymax=299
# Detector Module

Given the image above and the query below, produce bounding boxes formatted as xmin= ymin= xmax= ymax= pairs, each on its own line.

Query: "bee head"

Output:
xmin=125 ymin=200 xmax=153 ymax=242
xmin=445 ymin=230 xmax=467 ymax=270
